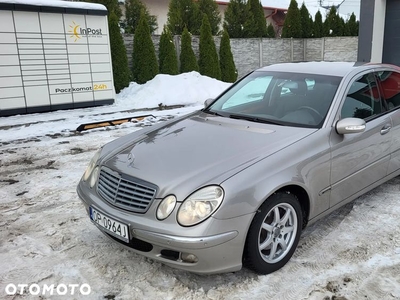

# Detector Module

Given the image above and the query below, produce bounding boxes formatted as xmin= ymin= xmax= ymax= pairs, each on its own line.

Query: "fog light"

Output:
xmin=181 ymin=253 xmax=198 ymax=263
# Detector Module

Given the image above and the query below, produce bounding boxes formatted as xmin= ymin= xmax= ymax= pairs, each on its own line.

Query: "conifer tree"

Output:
xmin=244 ymin=0 xmax=267 ymax=37
xmin=167 ymin=0 xmax=202 ymax=35
xmin=198 ymin=15 xmax=221 ymax=80
xmin=324 ymin=6 xmax=339 ymax=36
xmin=337 ymin=16 xmax=345 ymax=36
xmin=219 ymin=29 xmax=237 ymax=83
xmin=159 ymin=26 xmax=178 ymax=75
xmin=132 ymin=10 xmax=158 ymax=84
xmin=180 ymin=27 xmax=199 ymax=73
xmin=266 ymin=23 xmax=275 ymax=38
xmin=313 ymin=10 xmax=323 ymax=38
xmin=281 ymin=0 xmax=302 ymax=38
xmin=346 ymin=12 xmax=358 ymax=36
xmin=223 ymin=0 xmax=249 ymax=38
xmin=108 ymin=12 xmax=130 ymax=93
xmin=300 ymin=2 xmax=312 ymax=38
xmin=198 ymin=0 xmax=221 ymax=35
xmin=124 ymin=0 xmax=157 ymax=34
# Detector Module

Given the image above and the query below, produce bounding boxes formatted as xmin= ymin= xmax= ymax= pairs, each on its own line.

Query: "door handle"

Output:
xmin=380 ymin=124 xmax=392 ymax=135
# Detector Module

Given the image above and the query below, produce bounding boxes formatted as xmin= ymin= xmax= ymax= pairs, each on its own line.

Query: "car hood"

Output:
xmin=102 ymin=111 xmax=316 ymax=200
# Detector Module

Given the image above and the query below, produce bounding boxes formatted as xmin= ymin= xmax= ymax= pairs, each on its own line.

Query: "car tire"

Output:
xmin=244 ymin=192 xmax=303 ymax=274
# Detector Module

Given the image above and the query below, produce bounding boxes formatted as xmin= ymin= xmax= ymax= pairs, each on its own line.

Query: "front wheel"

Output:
xmin=244 ymin=192 xmax=303 ymax=274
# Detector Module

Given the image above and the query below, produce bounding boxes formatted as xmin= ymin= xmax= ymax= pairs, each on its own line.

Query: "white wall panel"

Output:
xmin=22 ymin=70 xmax=46 ymax=76
xmin=70 ymin=63 xmax=90 ymax=73
xmin=0 ymin=66 xmax=21 ymax=77
xmin=16 ymin=33 xmax=41 ymax=39
xmin=0 ymin=11 xmax=15 ymax=32
xmin=73 ymin=92 xmax=93 ymax=102
xmin=48 ymin=78 xmax=70 ymax=85
xmin=40 ymin=13 xmax=64 ymax=34
xmin=94 ymin=89 xmax=113 ymax=100
xmin=0 ymin=55 xmax=19 ymax=66
xmin=88 ymin=44 xmax=109 ymax=54
xmin=68 ymin=55 xmax=90 ymax=64
xmin=67 ymin=44 xmax=89 ymax=53
xmin=14 ymin=11 xmax=40 ymax=33
xmin=0 ymin=33 xmax=16 ymax=43
xmin=17 ymin=38 xmax=42 ymax=44
xmin=90 ymin=54 xmax=109 ymax=63
xmin=20 ymin=59 xmax=45 ymax=66
xmin=71 ymin=73 xmax=92 ymax=83
xmin=91 ymin=63 xmax=111 ymax=72
xmin=46 ymin=59 xmax=68 ymax=65
xmin=92 ymin=72 xmax=111 ymax=82
xmin=0 ymin=97 xmax=25 ymax=109
xmin=0 ymin=77 xmax=23 ymax=88
xmin=51 ymin=93 xmax=73 ymax=105
xmin=24 ymin=86 xmax=50 ymax=106
xmin=0 ymin=87 xmax=24 ymax=99
xmin=0 ymin=45 xmax=18 ymax=54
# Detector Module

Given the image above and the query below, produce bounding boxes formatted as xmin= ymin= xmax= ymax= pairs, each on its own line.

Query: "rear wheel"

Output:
xmin=244 ymin=192 xmax=303 ymax=274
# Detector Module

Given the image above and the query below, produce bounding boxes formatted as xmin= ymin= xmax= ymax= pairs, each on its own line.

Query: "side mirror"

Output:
xmin=336 ymin=117 xmax=366 ymax=135
xmin=204 ymin=98 xmax=214 ymax=108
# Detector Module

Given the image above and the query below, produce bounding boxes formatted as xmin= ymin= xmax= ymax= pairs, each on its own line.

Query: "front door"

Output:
xmin=329 ymin=71 xmax=392 ymax=208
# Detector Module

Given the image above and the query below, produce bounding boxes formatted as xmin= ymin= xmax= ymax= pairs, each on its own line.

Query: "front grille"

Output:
xmin=97 ymin=167 xmax=156 ymax=213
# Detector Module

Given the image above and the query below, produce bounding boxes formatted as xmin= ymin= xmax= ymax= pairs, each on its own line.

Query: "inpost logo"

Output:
xmin=68 ymin=21 xmax=103 ymax=42
xmin=68 ymin=21 xmax=81 ymax=42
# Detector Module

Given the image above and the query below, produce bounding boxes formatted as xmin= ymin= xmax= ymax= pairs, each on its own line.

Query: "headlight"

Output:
xmin=89 ymin=167 xmax=99 ymax=188
xmin=156 ymin=195 xmax=177 ymax=220
xmin=177 ymin=186 xmax=224 ymax=226
xmin=82 ymin=149 xmax=102 ymax=182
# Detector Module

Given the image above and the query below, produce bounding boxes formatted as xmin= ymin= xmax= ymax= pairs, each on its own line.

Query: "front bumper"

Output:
xmin=77 ymin=181 xmax=254 ymax=274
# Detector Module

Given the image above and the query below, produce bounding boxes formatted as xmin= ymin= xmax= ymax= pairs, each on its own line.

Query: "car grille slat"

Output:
xmin=97 ymin=167 xmax=156 ymax=213
xmin=116 ymin=185 xmax=154 ymax=199
xmin=115 ymin=197 xmax=148 ymax=208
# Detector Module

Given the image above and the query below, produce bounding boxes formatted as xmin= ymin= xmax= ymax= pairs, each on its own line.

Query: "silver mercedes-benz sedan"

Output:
xmin=77 ymin=61 xmax=400 ymax=275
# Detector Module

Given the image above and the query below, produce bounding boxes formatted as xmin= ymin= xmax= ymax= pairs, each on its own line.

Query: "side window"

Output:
xmin=377 ymin=71 xmax=400 ymax=110
xmin=341 ymin=73 xmax=383 ymax=120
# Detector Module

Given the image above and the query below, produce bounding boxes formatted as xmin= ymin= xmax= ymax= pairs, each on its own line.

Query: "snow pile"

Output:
xmin=116 ymin=72 xmax=231 ymax=109
xmin=0 ymin=72 xmax=231 ymax=142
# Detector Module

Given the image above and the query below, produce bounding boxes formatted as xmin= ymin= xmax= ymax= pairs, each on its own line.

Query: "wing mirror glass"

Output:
xmin=336 ymin=117 xmax=366 ymax=134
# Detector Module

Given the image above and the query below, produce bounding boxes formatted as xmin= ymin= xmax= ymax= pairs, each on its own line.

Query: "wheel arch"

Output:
xmin=274 ymin=185 xmax=310 ymax=229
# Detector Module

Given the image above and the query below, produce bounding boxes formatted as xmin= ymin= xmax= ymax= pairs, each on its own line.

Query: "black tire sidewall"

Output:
xmin=244 ymin=192 xmax=303 ymax=274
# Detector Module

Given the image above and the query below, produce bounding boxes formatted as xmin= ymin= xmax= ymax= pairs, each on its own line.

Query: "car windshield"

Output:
xmin=206 ymin=71 xmax=342 ymax=128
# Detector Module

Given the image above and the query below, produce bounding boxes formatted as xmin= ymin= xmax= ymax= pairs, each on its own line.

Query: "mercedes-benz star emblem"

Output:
xmin=128 ymin=152 xmax=135 ymax=165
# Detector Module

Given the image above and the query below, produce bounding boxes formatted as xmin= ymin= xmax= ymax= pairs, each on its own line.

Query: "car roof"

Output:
xmin=257 ymin=61 xmax=399 ymax=77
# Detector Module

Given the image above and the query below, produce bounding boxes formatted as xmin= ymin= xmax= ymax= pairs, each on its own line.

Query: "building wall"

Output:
xmin=124 ymin=35 xmax=359 ymax=78
xmin=124 ymin=0 xmax=285 ymax=35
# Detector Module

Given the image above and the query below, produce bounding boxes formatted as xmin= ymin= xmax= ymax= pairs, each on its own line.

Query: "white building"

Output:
xmin=0 ymin=0 xmax=115 ymax=116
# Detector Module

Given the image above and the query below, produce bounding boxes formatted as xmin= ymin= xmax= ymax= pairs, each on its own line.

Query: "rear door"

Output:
xmin=329 ymin=71 xmax=392 ymax=208
xmin=376 ymin=69 xmax=400 ymax=175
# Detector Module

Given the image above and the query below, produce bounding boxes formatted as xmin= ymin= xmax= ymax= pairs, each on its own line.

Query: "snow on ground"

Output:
xmin=0 ymin=73 xmax=400 ymax=300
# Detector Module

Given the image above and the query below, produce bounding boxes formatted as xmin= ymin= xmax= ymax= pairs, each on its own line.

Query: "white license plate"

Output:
xmin=90 ymin=207 xmax=129 ymax=242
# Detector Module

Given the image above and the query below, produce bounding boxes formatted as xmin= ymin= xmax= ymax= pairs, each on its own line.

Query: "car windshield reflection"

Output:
xmin=205 ymin=71 xmax=342 ymax=128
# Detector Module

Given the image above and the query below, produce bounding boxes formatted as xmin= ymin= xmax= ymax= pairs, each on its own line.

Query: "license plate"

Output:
xmin=90 ymin=207 xmax=129 ymax=243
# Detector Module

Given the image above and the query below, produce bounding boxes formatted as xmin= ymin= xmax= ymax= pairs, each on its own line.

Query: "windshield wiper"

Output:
xmin=229 ymin=114 xmax=283 ymax=125
xmin=203 ymin=110 xmax=229 ymax=117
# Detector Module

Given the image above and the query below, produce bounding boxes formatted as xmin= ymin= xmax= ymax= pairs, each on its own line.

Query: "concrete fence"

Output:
xmin=123 ymin=35 xmax=358 ymax=78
